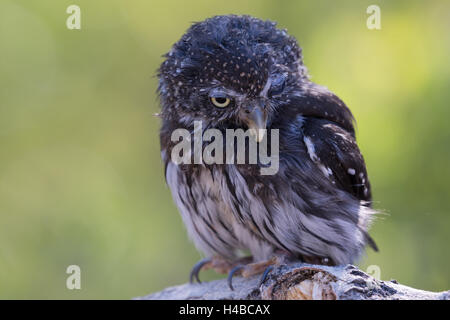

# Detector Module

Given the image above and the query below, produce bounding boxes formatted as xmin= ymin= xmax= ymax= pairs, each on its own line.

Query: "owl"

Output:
xmin=157 ymin=15 xmax=378 ymax=289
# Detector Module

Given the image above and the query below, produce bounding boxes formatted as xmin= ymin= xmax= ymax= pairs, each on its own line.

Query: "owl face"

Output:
xmin=158 ymin=15 xmax=308 ymax=132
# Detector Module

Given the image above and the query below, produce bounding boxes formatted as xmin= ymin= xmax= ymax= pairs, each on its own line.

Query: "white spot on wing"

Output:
xmin=304 ymin=136 xmax=332 ymax=178
xmin=318 ymin=165 xmax=333 ymax=177
xmin=304 ymin=136 xmax=318 ymax=162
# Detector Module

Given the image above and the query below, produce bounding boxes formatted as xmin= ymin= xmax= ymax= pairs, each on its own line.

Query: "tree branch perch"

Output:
xmin=137 ymin=263 xmax=449 ymax=300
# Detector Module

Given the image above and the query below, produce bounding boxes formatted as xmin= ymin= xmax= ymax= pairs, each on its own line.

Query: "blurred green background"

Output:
xmin=0 ymin=0 xmax=449 ymax=299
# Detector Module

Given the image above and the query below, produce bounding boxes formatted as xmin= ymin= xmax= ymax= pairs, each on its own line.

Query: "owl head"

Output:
xmin=157 ymin=15 xmax=309 ymax=136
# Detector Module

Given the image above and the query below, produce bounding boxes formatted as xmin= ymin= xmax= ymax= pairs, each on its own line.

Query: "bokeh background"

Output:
xmin=0 ymin=0 xmax=449 ymax=299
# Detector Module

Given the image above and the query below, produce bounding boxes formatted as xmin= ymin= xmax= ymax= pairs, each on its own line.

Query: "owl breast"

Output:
xmin=165 ymin=161 xmax=275 ymax=261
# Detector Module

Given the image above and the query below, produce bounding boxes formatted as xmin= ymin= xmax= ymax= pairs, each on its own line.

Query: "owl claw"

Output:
xmin=189 ymin=258 xmax=212 ymax=284
xmin=227 ymin=265 xmax=245 ymax=291
xmin=258 ymin=265 xmax=274 ymax=286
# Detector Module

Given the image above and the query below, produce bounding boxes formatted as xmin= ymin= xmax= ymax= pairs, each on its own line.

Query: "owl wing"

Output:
xmin=302 ymin=117 xmax=378 ymax=251
xmin=302 ymin=117 xmax=372 ymax=204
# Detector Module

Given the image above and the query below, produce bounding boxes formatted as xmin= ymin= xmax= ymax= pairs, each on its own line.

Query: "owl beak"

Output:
xmin=240 ymin=105 xmax=267 ymax=143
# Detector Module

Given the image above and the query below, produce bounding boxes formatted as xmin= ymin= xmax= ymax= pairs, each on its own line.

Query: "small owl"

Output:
xmin=157 ymin=15 xmax=377 ymax=288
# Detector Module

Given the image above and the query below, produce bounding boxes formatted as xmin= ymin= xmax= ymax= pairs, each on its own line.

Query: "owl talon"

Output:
xmin=227 ymin=265 xmax=245 ymax=291
xmin=189 ymin=258 xmax=212 ymax=284
xmin=259 ymin=265 xmax=274 ymax=286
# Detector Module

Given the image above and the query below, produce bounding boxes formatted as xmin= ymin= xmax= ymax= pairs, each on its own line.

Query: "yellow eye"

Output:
xmin=210 ymin=96 xmax=231 ymax=108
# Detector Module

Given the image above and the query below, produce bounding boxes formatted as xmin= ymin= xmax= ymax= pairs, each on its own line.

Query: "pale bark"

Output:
xmin=137 ymin=263 xmax=449 ymax=300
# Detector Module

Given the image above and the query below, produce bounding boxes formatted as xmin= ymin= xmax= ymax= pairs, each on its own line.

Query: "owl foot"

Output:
xmin=189 ymin=256 xmax=252 ymax=284
xmin=227 ymin=256 xmax=282 ymax=290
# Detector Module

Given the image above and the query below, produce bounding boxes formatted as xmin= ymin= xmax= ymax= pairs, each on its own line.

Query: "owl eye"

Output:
xmin=210 ymin=96 xmax=231 ymax=108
